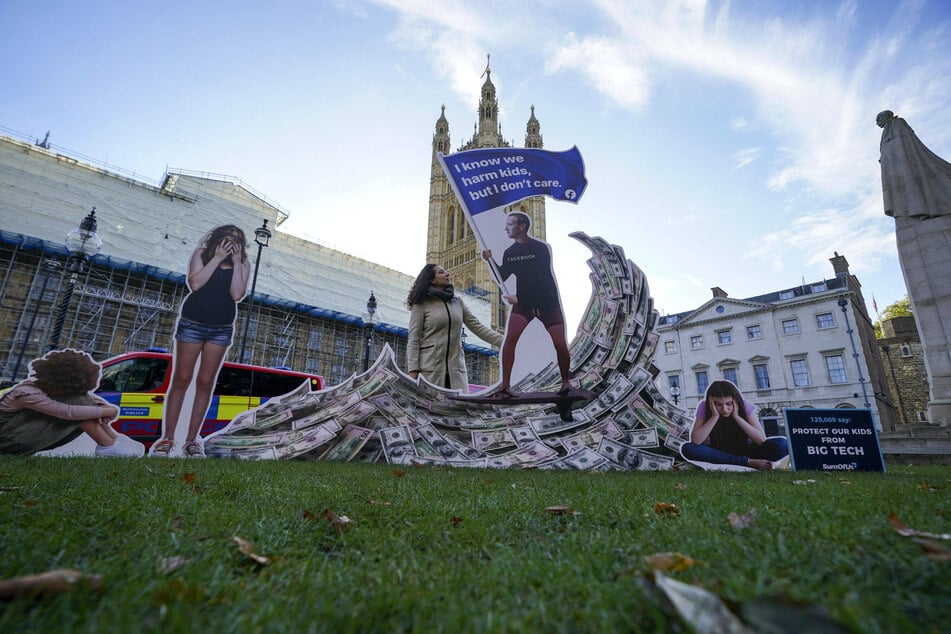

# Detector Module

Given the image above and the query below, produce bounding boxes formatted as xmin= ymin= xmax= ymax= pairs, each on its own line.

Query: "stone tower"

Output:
xmin=426 ymin=63 xmax=547 ymax=330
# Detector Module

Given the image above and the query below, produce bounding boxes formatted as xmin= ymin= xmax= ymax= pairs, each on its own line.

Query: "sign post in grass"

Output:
xmin=784 ymin=408 xmax=885 ymax=472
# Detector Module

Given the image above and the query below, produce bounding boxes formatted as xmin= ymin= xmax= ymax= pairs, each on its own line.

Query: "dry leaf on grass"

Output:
xmin=644 ymin=552 xmax=704 ymax=573
xmin=231 ymin=536 xmax=272 ymax=565
xmin=0 ymin=485 xmax=23 ymax=492
xmin=728 ymin=508 xmax=757 ymax=529
xmin=654 ymin=502 xmax=680 ymax=517
xmin=674 ymin=483 xmax=687 ymax=490
xmin=792 ymin=479 xmax=817 ymax=485
xmin=392 ymin=469 xmax=406 ymax=478
xmin=157 ymin=556 xmax=191 ymax=574
xmin=300 ymin=509 xmax=318 ymax=522
xmin=323 ymin=508 xmax=353 ymax=534
xmin=450 ymin=516 xmax=464 ymax=528
xmin=366 ymin=499 xmax=391 ymax=506
xmin=652 ymin=571 xmax=751 ymax=634
xmin=888 ymin=513 xmax=951 ymax=540
xmin=0 ymin=569 xmax=104 ymax=599
xmin=181 ymin=473 xmax=197 ymax=483
xmin=545 ymin=505 xmax=579 ymax=516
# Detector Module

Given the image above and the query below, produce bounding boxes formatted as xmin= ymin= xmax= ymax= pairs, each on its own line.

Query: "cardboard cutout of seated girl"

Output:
xmin=0 ymin=349 xmax=143 ymax=457
xmin=680 ymin=380 xmax=788 ymax=472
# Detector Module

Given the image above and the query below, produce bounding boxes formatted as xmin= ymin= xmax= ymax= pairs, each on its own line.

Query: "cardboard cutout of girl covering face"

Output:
xmin=679 ymin=380 xmax=789 ymax=472
xmin=151 ymin=224 xmax=251 ymax=457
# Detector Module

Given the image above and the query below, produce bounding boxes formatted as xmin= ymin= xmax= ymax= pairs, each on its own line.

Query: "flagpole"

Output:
xmin=436 ymin=152 xmax=512 ymax=296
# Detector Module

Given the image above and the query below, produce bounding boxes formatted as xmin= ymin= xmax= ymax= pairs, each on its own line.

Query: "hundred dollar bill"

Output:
xmin=318 ymin=424 xmax=375 ymax=462
xmin=471 ymin=428 xmax=516 ymax=451
xmin=510 ymin=424 xmax=541 ymax=448
xmin=529 ymin=412 xmax=590 ymax=436
xmin=417 ymin=423 xmax=485 ymax=460
xmin=578 ymin=296 xmax=604 ymax=335
xmin=559 ymin=418 xmax=622 ymax=453
xmin=485 ymin=441 xmax=559 ymax=468
xmin=604 ymin=332 xmax=632 ymax=370
xmin=207 ymin=445 xmax=279 ymax=460
xmin=627 ymin=427 xmax=659 ymax=448
xmin=664 ymin=433 xmax=686 ymax=453
xmin=277 ymin=421 xmax=341 ymax=459
xmin=597 ymin=437 xmax=674 ymax=471
xmin=583 ymin=374 xmax=636 ymax=418
xmin=543 ymin=447 xmax=610 ymax=471
xmin=380 ymin=425 xmax=417 ymax=464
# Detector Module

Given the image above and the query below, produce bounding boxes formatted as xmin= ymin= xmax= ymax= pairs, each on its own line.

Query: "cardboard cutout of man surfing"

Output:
xmin=436 ymin=147 xmax=594 ymax=420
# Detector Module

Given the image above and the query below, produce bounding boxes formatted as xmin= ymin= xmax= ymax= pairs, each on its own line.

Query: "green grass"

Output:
xmin=1 ymin=457 xmax=948 ymax=633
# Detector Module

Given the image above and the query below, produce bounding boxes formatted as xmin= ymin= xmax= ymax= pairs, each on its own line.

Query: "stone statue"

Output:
xmin=878 ymin=111 xmax=951 ymax=426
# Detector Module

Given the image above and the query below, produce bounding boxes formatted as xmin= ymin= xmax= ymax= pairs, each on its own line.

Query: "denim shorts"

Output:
xmin=175 ymin=317 xmax=234 ymax=347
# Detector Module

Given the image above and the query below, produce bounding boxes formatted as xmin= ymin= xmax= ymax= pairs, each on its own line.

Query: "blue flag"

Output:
xmin=439 ymin=146 xmax=588 ymax=215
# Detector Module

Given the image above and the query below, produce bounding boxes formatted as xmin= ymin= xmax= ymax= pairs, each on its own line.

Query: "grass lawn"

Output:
xmin=1 ymin=457 xmax=948 ymax=633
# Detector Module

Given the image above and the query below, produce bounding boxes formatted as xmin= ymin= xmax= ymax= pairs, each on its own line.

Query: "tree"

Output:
xmin=874 ymin=295 xmax=913 ymax=338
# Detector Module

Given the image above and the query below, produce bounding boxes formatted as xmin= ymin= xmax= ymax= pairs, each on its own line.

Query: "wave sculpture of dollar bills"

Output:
xmin=204 ymin=233 xmax=694 ymax=470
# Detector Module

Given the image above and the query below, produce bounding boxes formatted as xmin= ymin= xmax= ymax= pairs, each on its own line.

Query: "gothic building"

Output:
xmin=425 ymin=64 xmax=547 ymax=330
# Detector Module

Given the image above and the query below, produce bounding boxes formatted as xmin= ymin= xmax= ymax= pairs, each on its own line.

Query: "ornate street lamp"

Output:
xmin=48 ymin=208 xmax=101 ymax=350
xmin=239 ymin=219 xmax=272 ymax=364
xmin=363 ymin=291 xmax=377 ymax=372
xmin=669 ymin=384 xmax=681 ymax=405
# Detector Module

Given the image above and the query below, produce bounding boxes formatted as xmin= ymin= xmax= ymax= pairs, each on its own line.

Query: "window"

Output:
xmin=664 ymin=340 xmax=677 ymax=354
xmin=779 ymin=290 xmax=794 ymax=300
xmin=717 ymin=329 xmax=732 ymax=344
xmin=695 ymin=371 xmax=709 ymax=395
xmin=790 ymin=359 xmax=810 ymax=387
xmin=667 ymin=374 xmax=681 ymax=390
xmin=900 ymin=344 xmax=912 ymax=358
xmin=815 ymin=312 xmax=835 ymax=329
xmin=825 ymin=354 xmax=848 ymax=384
xmin=722 ymin=367 xmax=738 ymax=386
xmin=782 ymin=318 xmax=800 ymax=334
xmin=690 ymin=335 xmax=703 ymax=350
xmin=753 ymin=363 xmax=770 ymax=389
xmin=746 ymin=324 xmax=762 ymax=340
xmin=811 ymin=283 xmax=828 ymax=292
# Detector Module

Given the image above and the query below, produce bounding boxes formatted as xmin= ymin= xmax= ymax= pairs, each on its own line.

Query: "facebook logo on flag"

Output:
xmin=439 ymin=146 xmax=588 ymax=215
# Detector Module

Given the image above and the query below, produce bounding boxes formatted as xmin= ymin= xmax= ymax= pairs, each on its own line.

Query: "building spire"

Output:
xmin=481 ymin=53 xmax=491 ymax=79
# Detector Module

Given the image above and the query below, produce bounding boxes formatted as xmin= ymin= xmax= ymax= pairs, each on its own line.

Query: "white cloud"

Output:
xmin=733 ymin=147 xmax=761 ymax=169
xmin=545 ymin=34 xmax=651 ymax=110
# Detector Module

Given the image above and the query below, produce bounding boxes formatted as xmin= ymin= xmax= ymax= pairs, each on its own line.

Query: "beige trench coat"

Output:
xmin=406 ymin=296 xmax=502 ymax=393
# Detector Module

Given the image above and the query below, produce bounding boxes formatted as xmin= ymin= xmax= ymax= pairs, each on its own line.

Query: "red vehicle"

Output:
xmin=96 ymin=351 xmax=324 ymax=448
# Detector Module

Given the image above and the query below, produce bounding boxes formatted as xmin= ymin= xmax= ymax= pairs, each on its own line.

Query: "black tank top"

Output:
xmin=180 ymin=266 xmax=237 ymax=325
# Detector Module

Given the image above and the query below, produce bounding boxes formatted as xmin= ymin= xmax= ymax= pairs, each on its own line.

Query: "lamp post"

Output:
xmin=239 ymin=219 xmax=272 ymax=364
xmin=363 ymin=291 xmax=377 ymax=372
xmin=670 ymin=384 xmax=681 ymax=406
xmin=48 ymin=208 xmax=101 ymax=350
xmin=838 ymin=297 xmax=872 ymax=411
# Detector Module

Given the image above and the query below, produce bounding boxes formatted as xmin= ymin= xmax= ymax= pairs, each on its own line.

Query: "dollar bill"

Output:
xmin=471 ymin=428 xmax=516 ymax=451
xmin=276 ymin=421 xmax=341 ymax=459
xmin=380 ymin=425 xmax=417 ymax=464
xmin=485 ymin=441 xmax=558 ymax=468
xmin=318 ymin=424 xmax=375 ymax=461
xmin=418 ymin=423 xmax=485 ymax=460
xmin=543 ymin=448 xmax=610 ymax=470
xmin=596 ymin=437 xmax=674 ymax=471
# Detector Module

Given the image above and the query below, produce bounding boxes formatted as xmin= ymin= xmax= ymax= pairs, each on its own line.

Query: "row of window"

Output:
xmin=664 ymin=311 xmax=837 ymax=354
xmin=666 ymin=352 xmax=850 ymax=397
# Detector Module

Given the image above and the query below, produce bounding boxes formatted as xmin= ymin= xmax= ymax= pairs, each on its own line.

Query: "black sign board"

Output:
xmin=784 ymin=408 xmax=885 ymax=472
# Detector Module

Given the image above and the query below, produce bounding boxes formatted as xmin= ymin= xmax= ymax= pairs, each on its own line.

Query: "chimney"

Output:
xmin=711 ymin=287 xmax=728 ymax=299
xmin=829 ymin=252 xmax=850 ymax=278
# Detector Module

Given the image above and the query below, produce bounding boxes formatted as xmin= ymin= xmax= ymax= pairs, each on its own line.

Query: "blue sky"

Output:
xmin=2 ymin=0 xmax=949 ymax=330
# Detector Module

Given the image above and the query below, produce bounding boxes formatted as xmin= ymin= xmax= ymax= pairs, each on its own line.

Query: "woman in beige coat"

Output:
xmin=406 ymin=264 xmax=502 ymax=392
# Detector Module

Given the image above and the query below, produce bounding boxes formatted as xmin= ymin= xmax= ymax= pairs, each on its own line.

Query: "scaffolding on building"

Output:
xmin=0 ymin=231 xmax=498 ymax=388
